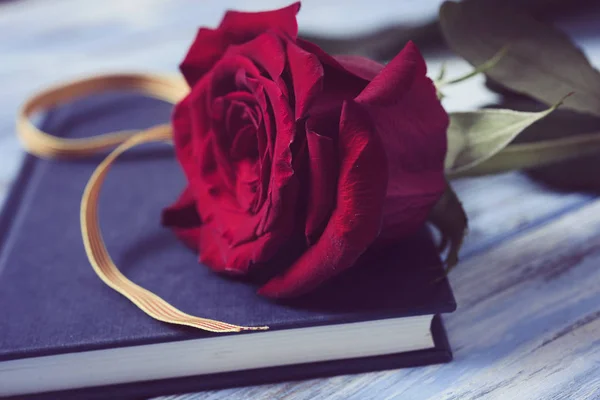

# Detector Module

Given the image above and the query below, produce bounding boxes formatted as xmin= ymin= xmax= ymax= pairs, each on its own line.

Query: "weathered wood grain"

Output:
xmin=2 ymin=1 xmax=599 ymax=399
xmin=157 ymin=198 xmax=600 ymax=400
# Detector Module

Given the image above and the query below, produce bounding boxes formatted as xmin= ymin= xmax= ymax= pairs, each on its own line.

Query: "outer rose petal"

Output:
xmin=171 ymin=94 xmax=202 ymax=188
xmin=334 ymin=55 xmax=383 ymax=81
xmin=180 ymin=2 xmax=301 ymax=86
xmin=199 ymin=226 xmax=279 ymax=276
xmin=355 ymin=41 xmax=448 ymax=240
xmin=220 ymin=2 xmax=300 ymax=39
xmin=297 ymin=38 xmax=359 ymax=77
xmin=297 ymin=38 xmax=380 ymax=87
xmin=259 ymin=100 xmax=388 ymax=298
xmin=161 ymin=187 xmax=202 ymax=250
xmin=172 ymin=227 xmax=202 ymax=252
xmin=297 ymin=39 xmax=370 ymax=115
xmin=286 ymin=40 xmax=324 ymax=119
xmin=227 ymin=32 xmax=286 ymax=80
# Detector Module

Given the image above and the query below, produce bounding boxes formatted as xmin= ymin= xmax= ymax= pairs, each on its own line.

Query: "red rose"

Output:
xmin=161 ymin=2 xmax=448 ymax=298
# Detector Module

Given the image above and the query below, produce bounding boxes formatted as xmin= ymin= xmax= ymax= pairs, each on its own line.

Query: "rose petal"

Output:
xmin=200 ymin=226 xmax=279 ymax=275
xmin=161 ymin=186 xmax=201 ymax=228
xmin=186 ymin=72 xmax=254 ymax=194
xmin=231 ymin=125 xmax=259 ymax=161
xmin=219 ymin=91 xmax=257 ymax=106
xmin=161 ymin=187 xmax=202 ymax=250
xmin=172 ymin=93 xmax=207 ymax=190
xmin=251 ymin=85 xmax=272 ymax=212
xmin=197 ymin=225 xmax=227 ymax=271
xmin=213 ymin=91 xmax=261 ymax=133
xmin=224 ymin=232 xmax=280 ymax=272
xmin=220 ymin=2 xmax=301 ymax=40
xmin=355 ymin=41 xmax=426 ymax=105
xmin=209 ymin=55 xmax=261 ymax=99
xmin=197 ymin=135 xmax=235 ymax=194
xmin=297 ymin=39 xmax=370 ymax=115
xmin=179 ymin=28 xmax=231 ymax=87
xmin=256 ymin=122 xmax=270 ymax=209
xmin=297 ymin=38 xmax=354 ymax=75
xmin=259 ymin=100 xmax=388 ymax=298
xmin=297 ymin=38 xmax=376 ymax=84
xmin=355 ymin=41 xmax=448 ymax=239
xmin=180 ymin=2 xmax=301 ymax=86
xmin=286 ymin=40 xmax=323 ymax=119
xmin=304 ymin=114 xmax=338 ymax=243
xmin=174 ymin=96 xmax=234 ymax=222
xmin=231 ymin=32 xmax=286 ymax=80
xmin=235 ymin=158 xmax=260 ymax=211
xmin=187 ymin=76 xmax=298 ymax=275
xmin=334 ymin=55 xmax=383 ymax=81
xmin=172 ymin=227 xmax=202 ymax=251
xmin=255 ymin=76 xmax=297 ymax=236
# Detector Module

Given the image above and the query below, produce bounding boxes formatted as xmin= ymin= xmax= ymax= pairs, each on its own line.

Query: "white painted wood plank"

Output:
xmin=453 ymin=173 xmax=593 ymax=257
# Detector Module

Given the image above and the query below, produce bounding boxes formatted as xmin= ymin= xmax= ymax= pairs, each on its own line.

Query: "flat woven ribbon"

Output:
xmin=16 ymin=73 xmax=268 ymax=333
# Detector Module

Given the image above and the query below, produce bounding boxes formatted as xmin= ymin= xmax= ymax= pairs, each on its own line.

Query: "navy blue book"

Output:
xmin=0 ymin=92 xmax=456 ymax=399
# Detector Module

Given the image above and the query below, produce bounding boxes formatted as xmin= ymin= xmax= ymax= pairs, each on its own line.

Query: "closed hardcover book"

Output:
xmin=0 ymin=93 xmax=456 ymax=399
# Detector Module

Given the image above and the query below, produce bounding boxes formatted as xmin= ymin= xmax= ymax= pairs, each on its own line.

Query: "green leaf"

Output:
xmin=509 ymin=101 xmax=600 ymax=192
xmin=439 ymin=1 xmax=600 ymax=117
xmin=470 ymin=96 xmax=600 ymax=191
xmin=435 ymin=62 xmax=447 ymax=84
xmin=445 ymin=101 xmax=564 ymax=174
xmin=437 ymin=46 xmax=508 ymax=88
xmin=451 ymin=128 xmax=600 ymax=179
xmin=435 ymin=47 xmax=507 ymax=100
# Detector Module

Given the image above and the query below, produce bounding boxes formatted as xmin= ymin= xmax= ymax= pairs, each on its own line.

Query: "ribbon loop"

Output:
xmin=17 ymin=73 xmax=188 ymax=158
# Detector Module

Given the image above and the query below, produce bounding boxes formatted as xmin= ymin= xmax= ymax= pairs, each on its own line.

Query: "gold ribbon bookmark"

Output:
xmin=17 ymin=73 xmax=268 ymax=333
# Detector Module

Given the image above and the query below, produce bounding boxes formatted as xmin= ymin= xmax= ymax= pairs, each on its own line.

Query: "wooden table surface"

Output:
xmin=1 ymin=0 xmax=599 ymax=399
